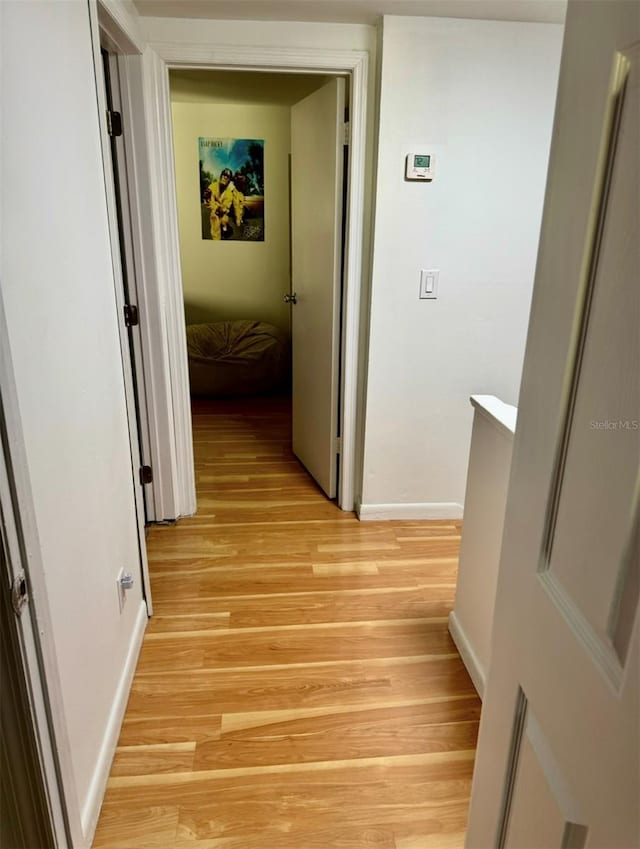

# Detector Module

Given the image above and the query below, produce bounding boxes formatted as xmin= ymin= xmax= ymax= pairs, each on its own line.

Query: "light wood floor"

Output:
xmin=93 ymin=396 xmax=480 ymax=849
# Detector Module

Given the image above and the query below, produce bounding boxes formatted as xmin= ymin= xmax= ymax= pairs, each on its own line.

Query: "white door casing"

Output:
xmin=466 ymin=2 xmax=639 ymax=847
xmin=132 ymin=39 xmax=369 ymax=513
xmin=290 ymin=78 xmax=346 ymax=499
xmin=98 ymin=0 xmax=198 ymax=525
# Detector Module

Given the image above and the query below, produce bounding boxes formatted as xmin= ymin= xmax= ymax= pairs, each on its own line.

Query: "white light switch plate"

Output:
xmin=419 ymin=269 xmax=439 ymax=299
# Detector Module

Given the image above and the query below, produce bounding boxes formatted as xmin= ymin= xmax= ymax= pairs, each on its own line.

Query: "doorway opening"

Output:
xmin=168 ymin=68 xmax=350 ymax=506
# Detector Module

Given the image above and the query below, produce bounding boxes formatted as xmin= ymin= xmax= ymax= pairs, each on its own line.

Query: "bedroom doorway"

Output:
xmin=168 ymin=68 xmax=349 ymax=502
xmin=90 ymin=12 xmax=370 ymax=522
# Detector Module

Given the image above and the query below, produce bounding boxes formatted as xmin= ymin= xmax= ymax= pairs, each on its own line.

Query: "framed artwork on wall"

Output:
xmin=198 ymin=137 xmax=265 ymax=241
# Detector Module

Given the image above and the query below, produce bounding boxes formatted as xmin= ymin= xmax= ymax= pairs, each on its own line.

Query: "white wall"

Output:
xmin=449 ymin=396 xmax=516 ymax=697
xmin=360 ymin=15 xmax=563 ymax=515
xmin=142 ymin=15 xmax=376 ymax=52
xmin=1 ymin=2 xmax=145 ymax=843
xmin=171 ymin=98 xmax=292 ymax=333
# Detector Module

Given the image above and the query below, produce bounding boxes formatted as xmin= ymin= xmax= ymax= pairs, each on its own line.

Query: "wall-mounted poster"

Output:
xmin=198 ymin=138 xmax=265 ymax=241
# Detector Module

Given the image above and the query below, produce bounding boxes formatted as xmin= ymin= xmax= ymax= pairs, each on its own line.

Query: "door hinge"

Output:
xmin=11 ymin=572 xmax=29 ymax=617
xmin=335 ymin=436 xmax=342 ymax=454
xmin=140 ymin=465 xmax=153 ymax=485
xmin=123 ymin=304 xmax=139 ymax=327
xmin=106 ymin=109 xmax=123 ymax=138
xmin=343 ymin=121 xmax=350 ymax=146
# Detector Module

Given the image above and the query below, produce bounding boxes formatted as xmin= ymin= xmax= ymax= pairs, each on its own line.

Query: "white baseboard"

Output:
xmin=448 ymin=610 xmax=485 ymax=699
xmin=357 ymin=502 xmax=463 ymax=521
xmin=81 ymin=601 xmax=147 ymax=843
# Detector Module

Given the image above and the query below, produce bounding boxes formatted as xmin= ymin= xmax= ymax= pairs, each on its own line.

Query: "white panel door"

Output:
xmin=290 ymin=78 xmax=345 ymax=498
xmin=466 ymin=3 xmax=639 ymax=847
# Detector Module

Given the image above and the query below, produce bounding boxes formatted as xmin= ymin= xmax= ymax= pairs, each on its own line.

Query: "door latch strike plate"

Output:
xmin=140 ymin=465 xmax=153 ymax=485
xmin=106 ymin=109 xmax=123 ymax=138
xmin=11 ymin=572 xmax=28 ymax=617
xmin=124 ymin=304 xmax=139 ymax=327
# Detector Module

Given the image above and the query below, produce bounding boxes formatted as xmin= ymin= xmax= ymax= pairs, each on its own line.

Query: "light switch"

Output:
xmin=419 ymin=269 xmax=439 ymax=299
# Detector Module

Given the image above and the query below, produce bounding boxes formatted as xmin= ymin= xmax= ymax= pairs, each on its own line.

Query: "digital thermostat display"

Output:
xmin=406 ymin=151 xmax=435 ymax=181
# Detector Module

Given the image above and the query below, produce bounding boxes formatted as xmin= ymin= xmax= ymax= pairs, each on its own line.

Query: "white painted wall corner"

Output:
xmin=448 ymin=610 xmax=485 ymax=699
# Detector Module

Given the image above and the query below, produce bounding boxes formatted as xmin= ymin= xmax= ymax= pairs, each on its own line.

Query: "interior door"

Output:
xmin=98 ymin=46 xmax=153 ymax=613
xmin=290 ymin=78 xmax=345 ymax=499
xmin=466 ymin=3 xmax=639 ymax=847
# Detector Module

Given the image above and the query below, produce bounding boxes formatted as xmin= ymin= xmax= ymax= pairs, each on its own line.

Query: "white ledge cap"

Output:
xmin=470 ymin=394 xmax=517 ymax=439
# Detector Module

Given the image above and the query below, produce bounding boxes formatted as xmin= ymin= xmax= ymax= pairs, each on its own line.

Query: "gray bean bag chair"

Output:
xmin=187 ymin=320 xmax=289 ymax=397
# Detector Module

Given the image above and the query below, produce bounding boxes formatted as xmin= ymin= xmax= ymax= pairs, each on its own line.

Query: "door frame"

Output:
xmin=0 ymin=294 xmax=78 ymax=849
xmin=150 ymin=44 xmax=368 ymax=512
xmin=97 ymin=2 xmax=189 ymax=525
xmin=96 ymin=3 xmax=369 ymax=513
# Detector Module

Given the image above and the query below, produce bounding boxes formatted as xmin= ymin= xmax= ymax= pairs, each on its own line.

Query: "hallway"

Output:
xmin=93 ymin=396 xmax=481 ymax=848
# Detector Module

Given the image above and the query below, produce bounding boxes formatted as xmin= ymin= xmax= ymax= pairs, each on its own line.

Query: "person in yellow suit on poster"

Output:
xmin=206 ymin=168 xmax=245 ymax=240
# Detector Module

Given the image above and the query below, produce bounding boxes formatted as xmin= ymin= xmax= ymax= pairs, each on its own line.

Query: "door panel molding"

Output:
xmin=536 ymin=43 xmax=639 ymax=692
xmin=496 ymin=687 xmax=528 ymax=848
xmin=540 ymin=46 xmax=635 ymax=571
xmin=497 ymin=690 xmax=590 ymax=849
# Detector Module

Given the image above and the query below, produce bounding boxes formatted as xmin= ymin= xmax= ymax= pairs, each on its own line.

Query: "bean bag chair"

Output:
xmin=186 ymin=320 xmax=289 ymax=397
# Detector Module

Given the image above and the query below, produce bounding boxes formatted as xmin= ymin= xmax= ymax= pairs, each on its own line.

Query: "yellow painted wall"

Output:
xmin=171 ymin=101 xmax=291 ymax=335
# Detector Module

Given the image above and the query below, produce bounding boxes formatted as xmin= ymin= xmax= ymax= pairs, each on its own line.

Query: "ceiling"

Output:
xmin=170 ymin=69 xmax=335 ymax=106
xmin=133 ymin=0 xmax=567 ymax=25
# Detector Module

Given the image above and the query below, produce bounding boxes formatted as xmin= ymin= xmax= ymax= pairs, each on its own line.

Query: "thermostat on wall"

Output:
xmin=406 ymin=153 xmax=435 ymax=181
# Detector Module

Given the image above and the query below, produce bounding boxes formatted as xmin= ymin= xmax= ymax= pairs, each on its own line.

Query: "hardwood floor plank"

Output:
xmin=92 ymin=396 xmax=479 ymax=849
xmin=125 ymin=655 xmax=474 ymax=717
xmin=99 ymin=756 xmax=475 ymax=808
xmin=317 ymin=541 xmax=401 ymax=553
xmin=143 ymin=615 xmax=450 ymax=639
xmin=135 ymin=618 xmax=458 ymax=672
xmin=91 ymin=806 xmax=179 ymax=848
xmin=396 ymin=832 xmax=466 ymax=849
xmin=194 ymin=701 xmax=479 ymax=770
xmin=219 ymin=694 xmax=480 ymax=734
xmin=172 ymin=825 xmax=399 ymax=848
xmin=312 ymin=561 xmax=380 ymax=575
xmin=111 ymin=742 xmax=196 ymax=777
xmin=118 ymin=715 xmax=222 ymax=747
xmin=147 ymin=552 xmax=459 ymax=585
xmin=151 ymin=584 xmax=457 ymax=621
xmin=107 ymin=749 xmax=476 ymax=790
xmin=226 ymin=586 xmax=453 ymax=627
xmin=147 ymin=612 xmax=231 ymax=634
xmin=146 ymin=569 xmax=436 ymax=601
